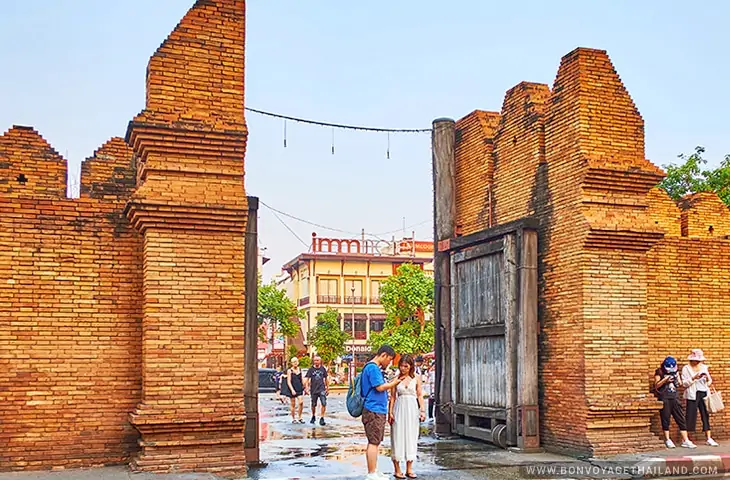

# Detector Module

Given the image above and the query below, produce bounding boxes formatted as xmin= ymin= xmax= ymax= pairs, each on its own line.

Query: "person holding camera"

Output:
xmin=654 ymin=356 xmax=696 ymax=449
xmin=682 ymin=349 xmax=719 ymax=446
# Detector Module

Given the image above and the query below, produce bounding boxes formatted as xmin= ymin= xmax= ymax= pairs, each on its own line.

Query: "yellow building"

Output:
xmin=280 ymin=232 xmax=433 ymax=366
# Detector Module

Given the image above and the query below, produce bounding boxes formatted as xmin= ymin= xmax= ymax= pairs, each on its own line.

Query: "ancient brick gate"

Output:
xmin=439 ymin=218 xmax=539 ymax=450
xmin=432 ymin=48 xmax=730 ymax=456
xmin=1 ymin=0 xmax=259 ymax=475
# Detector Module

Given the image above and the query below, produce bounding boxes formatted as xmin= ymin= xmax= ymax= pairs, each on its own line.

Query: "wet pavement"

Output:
xmin=249 ymin=393 xmax=565 ymax=480
xmin=8 ymin=393 xmax=704 ymax=480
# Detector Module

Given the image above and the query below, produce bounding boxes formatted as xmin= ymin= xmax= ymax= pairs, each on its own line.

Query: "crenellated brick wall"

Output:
xmin=1 ymin=0 xmax=249 ymax=474
xmin=452 ymin=47 xmax=730 ymax=456
xmin=0 ymin=127 xmax=143 ymax=470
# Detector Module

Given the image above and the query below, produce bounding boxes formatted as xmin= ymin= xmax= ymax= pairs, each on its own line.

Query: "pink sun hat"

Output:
xmin=687 ymin=349 xmax=706 ymax=362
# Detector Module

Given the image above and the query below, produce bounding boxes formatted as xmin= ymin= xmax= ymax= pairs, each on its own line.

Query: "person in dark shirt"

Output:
xmin=654 ymin=356 xmax=695 ymax=449
xmin=305 ymin=355 xmax=329 ymax=426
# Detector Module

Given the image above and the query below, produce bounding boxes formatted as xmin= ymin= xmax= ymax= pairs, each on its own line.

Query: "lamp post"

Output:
xmin=351 ymin=284 xmax=356 ymax=383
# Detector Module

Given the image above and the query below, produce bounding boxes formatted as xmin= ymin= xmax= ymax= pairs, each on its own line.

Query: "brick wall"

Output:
xmin=451 ymin=47 xmax=729 ymax=455
xmin=1 ymin=0 xmax=250 ymax=474
xmin=454 ymin=111 xmax=499 ymax=235
xmin=0 ymin=128 xmax=142 ymax=470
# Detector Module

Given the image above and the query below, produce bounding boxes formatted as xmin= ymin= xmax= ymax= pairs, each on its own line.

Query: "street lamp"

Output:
xmin=351 ymin=284 xmax=356 ymax=383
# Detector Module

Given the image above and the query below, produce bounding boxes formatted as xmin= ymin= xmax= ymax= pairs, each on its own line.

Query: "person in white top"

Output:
xmin=682 ymin=349 xmax=719 ymax=447
xmin=389 ymin=354 xmax=425 ymax=479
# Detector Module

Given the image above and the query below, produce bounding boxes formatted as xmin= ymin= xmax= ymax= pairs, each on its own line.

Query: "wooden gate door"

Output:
xmin=446 ymin=219 xmax=539 ymax=450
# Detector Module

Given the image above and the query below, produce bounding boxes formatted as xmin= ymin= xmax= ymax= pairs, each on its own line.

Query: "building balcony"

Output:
xmin=369 ymin=296 xmax=381 ymax=304
xmin=344 ymin=296 xmax=365 ymax=305
xmin=298 ymin=296 xmax=310 ymax=306
xmin=354 ymin=331 xmax=367 ymax=340
xmin=317 ymin=295 xmax=340 ymax=304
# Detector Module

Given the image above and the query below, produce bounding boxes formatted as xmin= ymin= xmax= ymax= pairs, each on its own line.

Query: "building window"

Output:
xmin=318 ymin=278 xmax=339 ymax=304
xmin=344 ymin=314 xmax=367 ymax=339
xmin=370 ymin=314 xmax=386 ymax=333
xmin=344 ymin=279 xmax=364 ymax=304
xmin=370 ymin=280 xmax=382 ymax=304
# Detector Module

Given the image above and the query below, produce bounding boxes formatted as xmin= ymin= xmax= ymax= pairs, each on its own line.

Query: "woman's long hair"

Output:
xmin=399 ymin=354 xmax=416 ymax=378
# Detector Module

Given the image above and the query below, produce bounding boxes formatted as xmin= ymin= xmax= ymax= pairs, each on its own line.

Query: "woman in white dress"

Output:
xmin=389 ymin=355 xmax=425 ymax=479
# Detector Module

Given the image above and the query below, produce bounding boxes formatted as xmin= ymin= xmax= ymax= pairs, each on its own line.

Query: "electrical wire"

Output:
xmin=260 ymin=201 xmax=361 ymax=235
xmin=246 ymin=107 xmax=432 ymax=133
xmin=260 ymin=200 xmax=431 ymax=240
xmin=263 ymin=204 xmax=310 ymax=249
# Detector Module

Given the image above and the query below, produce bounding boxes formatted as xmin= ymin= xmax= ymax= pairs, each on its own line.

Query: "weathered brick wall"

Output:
xmin=454 ymin=111 xmax=499 ymax=235
xmin=0 ymin=126 xmax=67 ymax=198
xmin=647 ymin=198 xmax=730 ymax=442
xmin=0 ymin=128 xmax=142 ymax=470
xmin=451 ymin=47 xmax=728 ymax=455
xmin=1 ymin=0 xmax=250 ymax=474
xmin=125 ymin=0 xmax=249 ymax=474
xmin=492 ymin=82 xmax=550 ymax=225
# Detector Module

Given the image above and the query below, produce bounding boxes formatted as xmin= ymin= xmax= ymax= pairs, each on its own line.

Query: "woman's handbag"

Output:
xmin=704 ymin=387 xmax=725 ymax=413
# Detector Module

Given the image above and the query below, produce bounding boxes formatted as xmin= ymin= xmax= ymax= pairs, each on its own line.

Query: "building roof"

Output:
xmin=282 ymin=252 xmax=429 ymax=272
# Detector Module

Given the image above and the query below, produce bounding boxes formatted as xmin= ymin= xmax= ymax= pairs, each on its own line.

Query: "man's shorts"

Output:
xmin=362 ymin=408 xmax=386 ymax=445
xmin=311 ymin=392 xmax=327 ymax=408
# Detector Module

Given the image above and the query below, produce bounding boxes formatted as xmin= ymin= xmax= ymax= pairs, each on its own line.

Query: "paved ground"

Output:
xmin=2 ymin=393 xmax=729 ymax=480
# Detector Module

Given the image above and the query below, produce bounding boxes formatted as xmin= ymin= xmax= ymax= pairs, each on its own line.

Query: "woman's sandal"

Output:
xmin=394 ymin=475 xmax=406 ymax=479
xmin=406 ymin=474 xmax=417 ymax=479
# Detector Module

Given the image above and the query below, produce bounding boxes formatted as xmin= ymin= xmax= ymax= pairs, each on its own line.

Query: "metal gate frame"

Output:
xmin=442 ymin=218 xmax=540 ymax=451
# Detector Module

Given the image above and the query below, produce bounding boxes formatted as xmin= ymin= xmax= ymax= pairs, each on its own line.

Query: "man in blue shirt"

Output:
xmin=361 ymin=345 xmax=402 ymax=480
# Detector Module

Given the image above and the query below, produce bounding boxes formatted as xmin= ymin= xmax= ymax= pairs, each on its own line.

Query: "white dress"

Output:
xmin=391 ymin=378 xmax=419 ymax=462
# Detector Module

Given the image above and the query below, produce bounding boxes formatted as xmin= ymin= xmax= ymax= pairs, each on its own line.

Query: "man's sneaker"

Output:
xmin=365 ymin=473 xmax=387 ymax=480
xmin=310 ymin=415 xmax=316 ymax=424
xmin=680 ymin=440 xmax=697 ymax=449
xmin=665 ymin=439 xmax=676 ymax=449
xmin=707 ymin=438 xmax=719 ymax=447
xmin=319 ymin=417 xmax=326 ymax=426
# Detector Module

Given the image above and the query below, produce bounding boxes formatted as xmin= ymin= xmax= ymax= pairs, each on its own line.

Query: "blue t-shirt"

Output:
xmin=361 ymin=362 xmax=387 ymax=414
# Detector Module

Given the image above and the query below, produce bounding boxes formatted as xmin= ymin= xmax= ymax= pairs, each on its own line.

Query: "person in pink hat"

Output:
xmin=681 ymin=349 xmax=719 ymax=447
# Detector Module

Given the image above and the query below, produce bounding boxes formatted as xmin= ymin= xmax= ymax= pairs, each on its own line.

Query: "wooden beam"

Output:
xmin=517 ymin=229 xmax=540 ymax=450
xmin=503 ymin=233 xmax=518 ymax=447
xmin=447 ymin=217 xmax=539 ymax=252
xmin=243 ymin=196 xmax=260 ymax=464
xmin=454 ymin=324 xmax=505 ymax=339
xmin=432 ymin=118 xmax=456 ymax=435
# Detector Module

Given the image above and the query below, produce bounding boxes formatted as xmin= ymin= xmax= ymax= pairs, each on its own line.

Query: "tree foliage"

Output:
xmin=258 ymin=282 xmax=302 ymax=339
xmin=368 ymin=316 xmax=435 ymax=355
xmin=380 ymin=263 xmax=434 ymax=321
xmin=368 ymin=263 xmax=435 ymax=355
xmin=659 ymin=146 xmax=730 ymax=207
xmin=308 ymin=307 xmax=351 ymax=365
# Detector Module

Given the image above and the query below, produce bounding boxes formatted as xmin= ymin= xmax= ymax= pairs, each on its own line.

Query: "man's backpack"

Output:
xmin=347 ymin=364 xmax=377 ymax=418
xmin=346 ymin=372 xmax=365 ymax=417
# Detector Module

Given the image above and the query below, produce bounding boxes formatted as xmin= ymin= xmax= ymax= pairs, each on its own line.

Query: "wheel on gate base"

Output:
xmin=492 ymin=423 xmax=507 ymax=449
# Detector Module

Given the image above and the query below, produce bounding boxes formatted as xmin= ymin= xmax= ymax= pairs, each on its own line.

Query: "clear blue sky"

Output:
xmin=1 ymin=1 xmax=728 ymax=279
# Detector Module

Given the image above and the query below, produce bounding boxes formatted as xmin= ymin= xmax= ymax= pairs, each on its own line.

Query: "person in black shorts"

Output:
xmin=305 ymin=355 xmax=329 ymax=426
xmin=284 ymin=357 xmax=305 ymax=423
xmin=654 ymin=356 xmax=695 ymax=449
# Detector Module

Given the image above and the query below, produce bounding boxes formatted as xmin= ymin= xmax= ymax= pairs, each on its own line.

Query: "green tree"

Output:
xmin=308 ymin=307 xmax=351 ymax=366
xmin=368 ymin=263 xmax=435 ymax=355
xmin=258 ymin=281 xmax=303 ymax=346
xmin=659 ymin=146 xmax=730 ymax=206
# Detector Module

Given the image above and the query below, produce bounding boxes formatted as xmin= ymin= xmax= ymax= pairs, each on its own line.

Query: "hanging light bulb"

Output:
xmin=331 ymin=128 xmax=335 ymax=155
xmin=283 ymin=120 xmax=287 ymax=148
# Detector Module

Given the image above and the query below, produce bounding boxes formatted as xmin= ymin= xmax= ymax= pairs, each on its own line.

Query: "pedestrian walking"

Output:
xmin=284 ymin=357 xmax=305 ymax=423
xmin=682 ymin=349 xmax=719 ymax=446
xmin=389 ymin=355 xmax=425 ymax=479
xmin=654 ymin=356 xmax=696 ymax=449
xmin=305 ymin=355 xmax=329 ymax=426
xmin=273 ymin=365 xmax=285 ymax=404
xmin=361 ymin=345 xmax=403 ymax=480
xmin=423 ymin=363 xmax=436 ymax=420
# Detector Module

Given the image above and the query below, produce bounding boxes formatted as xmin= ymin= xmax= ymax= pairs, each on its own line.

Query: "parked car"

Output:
xmin=258 ymin=368 xmax=278 ymax=393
